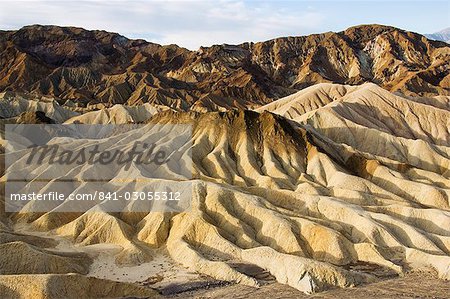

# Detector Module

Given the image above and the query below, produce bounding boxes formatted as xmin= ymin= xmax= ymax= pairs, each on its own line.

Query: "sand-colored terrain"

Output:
xmin=0 ymin=82 xmax=449 ymax=297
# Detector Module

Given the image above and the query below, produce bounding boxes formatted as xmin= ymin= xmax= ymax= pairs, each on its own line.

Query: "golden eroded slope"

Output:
xmin=1 ymin=84 xmax=449 ymax=296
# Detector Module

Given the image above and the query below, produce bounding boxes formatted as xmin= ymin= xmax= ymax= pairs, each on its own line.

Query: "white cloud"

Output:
xmin=0 ymin=0 xmax=326 ymax=49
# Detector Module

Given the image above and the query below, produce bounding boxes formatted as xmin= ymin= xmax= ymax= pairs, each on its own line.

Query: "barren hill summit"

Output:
xmin=0 ymin=24 xmax=448 ymax=111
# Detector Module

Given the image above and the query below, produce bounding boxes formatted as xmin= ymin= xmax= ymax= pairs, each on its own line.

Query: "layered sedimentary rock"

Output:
xmin=0 ymin=22 xmax=449 ymax=297
xmin=0 ymin=24 xmax=448 ymax=112
xmin=1 ymin=84 xmax=449 ymax=295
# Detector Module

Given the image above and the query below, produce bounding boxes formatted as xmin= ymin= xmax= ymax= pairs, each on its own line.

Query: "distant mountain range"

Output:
xmin=426 ymin=28 xmax=450 ymax=43
xmin=0 ymin=24 xmax=449 ymax=111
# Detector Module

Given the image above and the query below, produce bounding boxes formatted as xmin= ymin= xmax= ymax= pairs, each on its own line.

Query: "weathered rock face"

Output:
xmin=0 ymin=23 xmax=449 ymax=297
xmin=0 ymin=24 xmax=448 ymax=112
xmin=0 ymin=274 xmax=161 ymax=299
xmin=2 ymin=85 xmax=450 ymax=295
xmin=0 ymin=91 xmax=78 ymax=123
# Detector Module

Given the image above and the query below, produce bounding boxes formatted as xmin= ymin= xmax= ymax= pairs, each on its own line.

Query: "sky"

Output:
xmin=0 ymin=0 xmax=449 ymax=50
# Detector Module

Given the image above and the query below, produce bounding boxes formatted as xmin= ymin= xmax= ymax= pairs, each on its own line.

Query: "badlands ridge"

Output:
xmin=0 ymin=82 xmax=449 ymax=297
